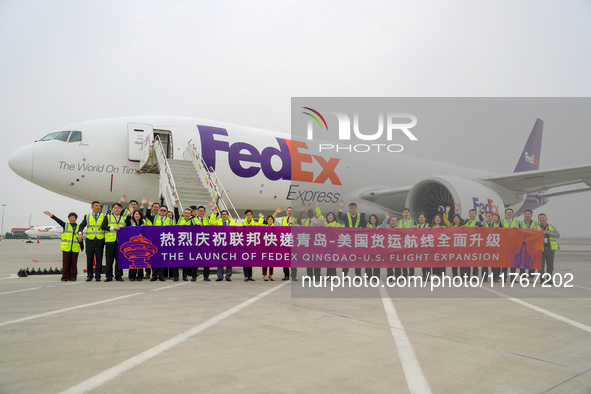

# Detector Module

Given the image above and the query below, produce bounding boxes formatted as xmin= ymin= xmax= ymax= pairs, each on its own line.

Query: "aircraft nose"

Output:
xmin=8 ymin=144 xmax=34 ymax=181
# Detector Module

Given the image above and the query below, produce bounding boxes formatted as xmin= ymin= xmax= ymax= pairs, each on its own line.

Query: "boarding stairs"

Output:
xmin=138 ymin=136 xmax=240 ymax=220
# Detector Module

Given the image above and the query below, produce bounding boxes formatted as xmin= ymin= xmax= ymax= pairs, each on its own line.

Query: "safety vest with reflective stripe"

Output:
xmin=178 ymin=217 xmax=195 ymax=226
xmin=215 ymin=218 xmax=237 ymax=226
xmin=345 ymin=214 xmax=361 ymax=228
xmin=483 ymin=222 xmax=498 ymax=228
xmin=541 ymin=224 xmax=558 ymax=251
xmin=61 ymin=223 xmax=81 ymax=253
xmin=398 ymin=219 xmax=416 ymax=228
xmin=463 ymin=219 xmax=479 ymax=227
xmin=521 ymin=220 xmax=540 ymax=230
xmin=130 ymin=219 xmax=152 ymax=226
xmin=280 ymin=216 xmax=294 ymax=226
xmin=105 ymin=214 xmax=126 ymax=242
xmin=502 ymin=218 xmax=519 ymax=228
xmin=315 ymin=207 xmax=341 ymax=227
xmin=85 ymin=213 xmax=105 ymax=240
xmin=418 ymin=223 xmax=430 ymax=228
xmin=152 ymin=215 xmax=174 ymax=226
xmin=194 ymin=215 xmax=212 ymax=226
xmin=240 ymin=218 xmax=260 ymax=226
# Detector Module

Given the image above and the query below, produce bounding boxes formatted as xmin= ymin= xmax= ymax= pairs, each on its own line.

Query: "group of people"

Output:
xmin=44 ymin=196 xmax=559 ymax=284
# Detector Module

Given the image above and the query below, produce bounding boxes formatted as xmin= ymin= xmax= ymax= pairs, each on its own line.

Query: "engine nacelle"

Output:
xmin=405 ymin=175 xmax=504 ymax=220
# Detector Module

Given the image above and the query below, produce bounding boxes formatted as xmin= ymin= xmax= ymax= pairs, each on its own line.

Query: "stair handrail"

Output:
xmin=183 ymin=143 xmax=240 ymax=220
xmin=154 ymin=136 xmax=182 ymax=212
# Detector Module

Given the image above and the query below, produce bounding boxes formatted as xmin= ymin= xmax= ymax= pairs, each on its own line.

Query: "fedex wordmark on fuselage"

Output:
xmin=198 ymin=125 xmax=342 ymax=185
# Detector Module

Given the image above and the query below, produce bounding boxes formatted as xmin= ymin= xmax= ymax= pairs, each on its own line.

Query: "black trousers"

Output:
xmin=542 ymin=250 xmax=555 ymax=276
xmin=85 ymin=238 xmax=104 ymax=279
xmin=105 ymin=242 xmax=123 ymax=279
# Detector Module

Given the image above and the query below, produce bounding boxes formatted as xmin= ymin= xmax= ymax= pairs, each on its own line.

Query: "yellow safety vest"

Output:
xmin=464 ymin=219 xmax=478 ymax=227
xmin=131 ymin=218 xmax=152 ymax=226
xmin=541 ymin=224 xmax=558 ymax=251
xmin=280 ymin=216 xmax=294 ymax=226
xmin=178 ymin=217 xmax=195 ymax=226
xmin=105 ymin=214 xmax=126 ymax=242
xmin=85 ymin=213 xmax=105 ymax=240
xmin=153 ymin=215 xmax=174 ymax=226
xmin=240 ymin=219 xmax=259 ymax=226
xmin=215 ymin=218 xmax=236 ymax=226
xmin=521 ymin=220 xmax=540 ymax=230
xmin=61 ymin=223 xmax=80 ymax=253
xmin=346 ymin=214 xmax=361 ymax=228
xmin=502 ymin=218 xmax=519 ymax=228
xmin=398 ymin=219 xmax=416 ymax=228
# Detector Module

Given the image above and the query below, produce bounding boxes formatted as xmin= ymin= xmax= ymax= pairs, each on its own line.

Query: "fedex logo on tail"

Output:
xmin=472 ymin=197 xmax=499 ymax=215
xmin=524 ymin=152 xmax=538 ymax=165
xmin=198 ymin=126 xmax=342 ymax=185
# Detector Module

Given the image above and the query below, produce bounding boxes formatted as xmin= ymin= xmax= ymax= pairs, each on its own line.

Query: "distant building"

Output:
xmin=11 ymin=228 xmax=29 ymax=236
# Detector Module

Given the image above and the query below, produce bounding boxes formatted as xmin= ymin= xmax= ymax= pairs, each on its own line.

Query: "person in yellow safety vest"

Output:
xmin=314 ymin=202 xmax=341 ymax=228
xmin=78 ymin=201 xmax=106 ymax=282
xmin=313 ymin=203 xmax=340 ymax=278
xmin=338 ymin=200 xmax=367 ymax=278
xmin=480 ymin=211 xmax=499 ymax=282
xmin=99 ymin=203 xmax=127 ymax=282
xmin=173 ymin=204 xmax=196 ymax=281
xmin=261 ymin=215 xmax=277 ymax=281
xmin=149 ymin=204 xmax=174 ymax=281
xmin=367 ymin=214 xmax=380 ymax=229
xmin=500 ymin=208 xmax=520 ymax=279
xmin=239 ymin=209 xmax=263 ymax=281
xmin=297 ymin=204 xmax=322 ymax=280
xmin=192 ymin=202 xmax=218 ymax=281
xmin=118 ymin=195 xmax=148 ymax=220
xmin=44 ymin=210 xmax=83 ymax=281
xmin=274 ymin=206 xmax=297 ymax=281
xmin=416 ymin=213 xmax=433 ymax=282
xmin=519 ymin=209 xmax=541 ymax=281
xmin=363 ymin=213 xmax=382 ymax=279
xmin=212 ymin=210 xmax=236 ymax=282
xmin=397 ymin=208 xmax=417 ymax=279
xmin=462 ymin=209 xmax=482 ymax=281
xmin=381 ymin=213 xmax=400 ymax=279
xmin=273 ymin=206 xmax=296 ymax=226
xmin=538 ymin=213 xmax=560 ymax=279
xmin=297 ymin=204 xmax=316 ymax=227
xmin=124 ymin=209 xmax=151 ymax=281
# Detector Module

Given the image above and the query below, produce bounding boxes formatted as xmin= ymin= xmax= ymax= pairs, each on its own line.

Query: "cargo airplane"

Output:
xmin=8 ymin=116 xmax=591 ymax=219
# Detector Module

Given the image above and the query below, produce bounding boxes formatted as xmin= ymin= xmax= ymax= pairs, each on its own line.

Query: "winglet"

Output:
xmin=513 ymin=119 xmax=543 ymax=173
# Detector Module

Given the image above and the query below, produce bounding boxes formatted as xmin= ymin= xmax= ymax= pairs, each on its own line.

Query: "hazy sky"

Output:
xmin=1 ymin=0 xmax=590 ymax=236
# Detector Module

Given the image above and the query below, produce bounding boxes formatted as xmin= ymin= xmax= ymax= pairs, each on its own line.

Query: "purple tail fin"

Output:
xmin=514 ymin=119 xmax=543 ymax=173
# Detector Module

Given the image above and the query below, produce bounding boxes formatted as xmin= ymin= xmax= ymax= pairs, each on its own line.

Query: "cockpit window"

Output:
xmin=39 ymin=132 xmax=59 ymax=141
xmin=55 ymin=131 xmax=71 ymax=142
xmin=69 ymin=131 xmax=82 ymax=142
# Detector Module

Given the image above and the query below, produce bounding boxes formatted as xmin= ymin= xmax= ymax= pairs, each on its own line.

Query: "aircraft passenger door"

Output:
xmin=128 ymin=123 xmax=154 ymax=162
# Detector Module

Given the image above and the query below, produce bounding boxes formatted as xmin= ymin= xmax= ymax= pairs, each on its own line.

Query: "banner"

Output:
xmin=291 ymin=227 xmax=543 ymax=269
xmin=118 ymin=226 xmax=292 ymax=268
xmin=118 ymin=226 xmax=543 ymax=269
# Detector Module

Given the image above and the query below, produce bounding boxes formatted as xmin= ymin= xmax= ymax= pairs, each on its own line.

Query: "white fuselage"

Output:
xmin=9 ymin=116 xmax=502 ymax=215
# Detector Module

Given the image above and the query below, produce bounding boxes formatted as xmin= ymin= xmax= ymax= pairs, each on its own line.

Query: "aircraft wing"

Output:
xmin=484 ymin=164 xmax=591 ymax=194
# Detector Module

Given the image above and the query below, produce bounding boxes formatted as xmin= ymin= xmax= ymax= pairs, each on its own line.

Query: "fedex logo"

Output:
xmin=524 ymin=152 xmax=538 ymax=165
xmin=472 ymin=197 xmax=499 ymax=215
xmin=199 ymin=126 xmax=342 ymax=185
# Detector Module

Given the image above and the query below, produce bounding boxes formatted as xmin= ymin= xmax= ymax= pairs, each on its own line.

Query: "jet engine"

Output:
xmin=405 ymin=175 xmax=504 ymax=220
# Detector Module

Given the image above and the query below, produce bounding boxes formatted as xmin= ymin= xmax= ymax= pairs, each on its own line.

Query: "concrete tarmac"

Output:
xmin=1 ymin=239 xmax=590 ymax=393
